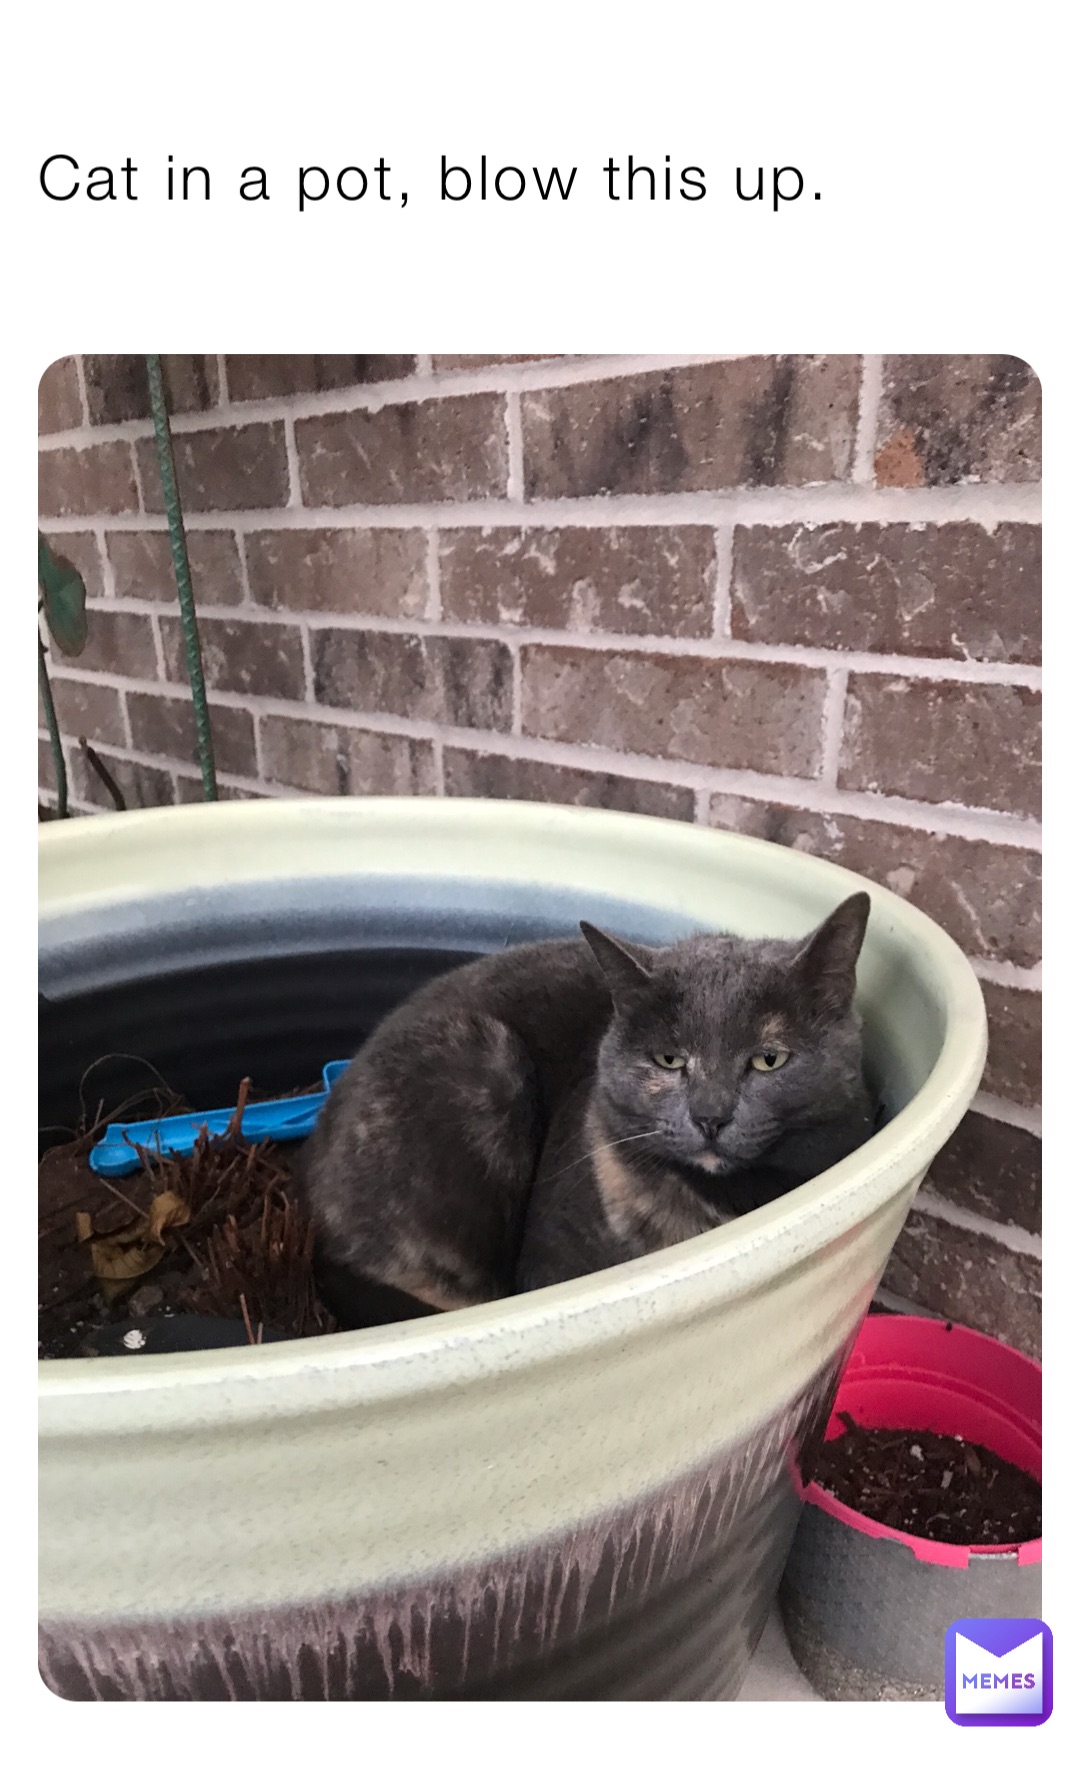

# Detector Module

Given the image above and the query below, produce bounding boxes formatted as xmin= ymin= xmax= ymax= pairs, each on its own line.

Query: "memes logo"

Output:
xmin=944 ymin=1620 xmax=1052 ymax=1726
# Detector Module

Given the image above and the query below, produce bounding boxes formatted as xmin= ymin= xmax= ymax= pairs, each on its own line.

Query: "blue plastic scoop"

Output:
xmin=88 ymin=1060 xmax=351 ymax=1178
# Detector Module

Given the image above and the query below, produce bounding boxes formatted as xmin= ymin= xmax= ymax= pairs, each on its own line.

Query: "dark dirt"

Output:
xmin=811 ymin=1412 xmax=1041 ymax=1546
xmin=39 ymin=1077 xmax=336 ymax=1359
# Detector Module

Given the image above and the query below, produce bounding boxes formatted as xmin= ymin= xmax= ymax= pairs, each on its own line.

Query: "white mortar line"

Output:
xmin=35 ymin=355 xmax=767 ymax=445
xmin=235 ymin=531 xmax=255 ymax=606
xmin=432 ymin=733 xmax=446 ymax=796
xmin=69 ymin=354 xmax=90 ymax=427
xmin=970 ymin=1092 xmax=1041 ymax=1136
xmin=36 ymin=482 xmax=1042 ymax=531
xmin=216 ymin=355 xmax=230 ymax=406
xmin=90 ymin=526 xmax=114 ymax=598
xmin=818 ymin=669 xmax=849 ymax=787
xmin=415 ymin=355 xmax=433 ymax=376
xmin=148 ymin=613 xmax=167 ymax=683
xmin=510 ymin=647 xmax=524 ymax=736
xmin=913 ymin=1189 xmax=1042 ymax=1260
xmin=692 ymin=787 xmax=711 ymax=824
xmin=38 ymin=666 xmax=1043 ymax=846
xmin=118 ymin=685 xmax=133 ymax=749
xmin=424 ymin=530 xmax=441 ymax=620
xmin=283 ymin=416 xmax=303 ymax=507
xmin=251 ymin=710 xmax=266 ymax=779
xmin=505 ymin=391 xmax=524 ymax=502
xmin=852 ymin=355 xmax=884 ymax=484
xmin=970 ymin=957 xmax=1042 ymax=990
xmin=711 ymin=527 xmax=734 ymax=638
xmin=299 ymin=624 xmax=316 ymax=704
xmin=63 ymin=595 xmax=1044 ymax=688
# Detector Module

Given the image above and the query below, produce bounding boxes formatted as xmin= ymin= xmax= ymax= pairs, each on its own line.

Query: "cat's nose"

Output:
xmin=693 ymin=1112 xmax=733 ymax=1143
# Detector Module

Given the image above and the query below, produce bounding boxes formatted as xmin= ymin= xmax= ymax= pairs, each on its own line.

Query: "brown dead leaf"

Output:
xmin=84 ymin=1190 xmax=192 ymax=1299
xmin=145 ymin=1191 xmax=190 ymax=1243
xmin=74 ymin=1212 xmax=93 ymax=1244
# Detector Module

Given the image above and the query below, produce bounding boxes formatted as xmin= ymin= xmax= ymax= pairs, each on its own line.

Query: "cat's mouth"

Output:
xmin=683 ymin=1141 xmax=745 ymax=1178
xmin=681 ymin=1130 xmax=775 ymax=1178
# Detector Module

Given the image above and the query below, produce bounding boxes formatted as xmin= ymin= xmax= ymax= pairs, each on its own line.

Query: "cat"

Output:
xmin=298 ymin=894 xmax=875 ymax=1328
xmin=514 ymin=894 xmax=875 ymax=1292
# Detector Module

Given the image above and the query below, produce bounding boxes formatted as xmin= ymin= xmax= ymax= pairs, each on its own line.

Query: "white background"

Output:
xmin=14 ymin=2 xmax=1067 ymax=1760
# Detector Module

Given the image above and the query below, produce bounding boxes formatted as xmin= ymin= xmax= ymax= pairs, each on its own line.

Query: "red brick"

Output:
xmin=176 ymin=777 xmax=269 ymax=804
xmin=439 ymin=527 xmax=716 ymax=638
xmin=106 ymin=530 xmax=245 ymax=605
xmin=882 ymin=1211 xmax=1040 ymax=1358
xmin=51 ymin=609 xmax=158 ymax=681
xmin=39 ymin=735 xmax=67 ymax=793
xmin=126 ymin=691 xmax=257 ymax=777
xmin=706 ymin=796 xmax=1042 ymax=967
xmin=925 ymin=1110 xmax=1040 ymax=1234
xmin=136 ymin=422 xmax=289 ymax=512
xmin=839 ymin=677 xmax=1040 ymax=817
xmin=731 ymin=522 xmax=1040 ymax=664
xmin=312 ymin=630 xmax=512 ymax=730
xmin=82 ymin=355 xmax=220 ymax=424
xmin=981 ymin=982 xmax=1041 ymax=1108
xmin=259 ymin=715 xmax=436 ymax=795
xmin=876 ymin=356 xmax=1040 ymax=486
xmin=295 ymin=394 xmax=507 ymax=506
xmin=225 ymin=356 xmax=416 ymax=400
xmin=244 ymin=529 xmax=427 ymax=617
xmin=70 ymin=750 xmax=175 ymax=812
xmin=159 ymin=616 xmax=305 ymax=700
xmin=443 ymin=748 xmax=695 ymax=819
xmin=521 ymin=357 xmax=860 ymax=498
xmin=38 ymin=357 xmax=83 ymax=433
xmin=39 ymin=442 xmax=139 ymax=518
xmin=521 ymin=648 xmax=826 ymax=775
xmin=42 ymin=677 xmax=126 ymax=748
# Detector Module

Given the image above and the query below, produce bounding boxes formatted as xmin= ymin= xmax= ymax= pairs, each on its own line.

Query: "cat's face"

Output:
xmin=582 ymin=895 xmax=869 ymax=1178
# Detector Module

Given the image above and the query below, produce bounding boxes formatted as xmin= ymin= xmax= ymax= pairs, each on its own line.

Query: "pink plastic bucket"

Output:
xmin=805 ymin=1314 xmax=1041 ymax=1567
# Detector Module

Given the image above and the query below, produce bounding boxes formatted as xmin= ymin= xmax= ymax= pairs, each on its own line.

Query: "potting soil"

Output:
xmin=38 ymin=1078 xmax=336 ymax=1359
xmin=811 ymin=1413 xmax=1041 ymax=1547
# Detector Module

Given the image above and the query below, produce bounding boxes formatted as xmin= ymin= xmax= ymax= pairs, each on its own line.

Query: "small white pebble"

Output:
xmin=910 ymin=1444 xmax=924 ymax=1461
xmin=122 ymin=1328 xmax=147 ymax=1350
xmin=942 ymin=1469 xmax=954 ymax=1490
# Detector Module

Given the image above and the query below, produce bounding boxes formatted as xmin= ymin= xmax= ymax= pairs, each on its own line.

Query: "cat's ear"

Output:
xmin=580 ymin=922 xmax=656 ymax=999
xmin=793 ymin=892 xmax=870 ymax=1018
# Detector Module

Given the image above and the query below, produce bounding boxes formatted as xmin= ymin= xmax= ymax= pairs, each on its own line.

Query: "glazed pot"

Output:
xmin=38 ymin=798 xmax=987 ymax=1701
xmin=780 ymin=1314 xmax=1042 ymax=1700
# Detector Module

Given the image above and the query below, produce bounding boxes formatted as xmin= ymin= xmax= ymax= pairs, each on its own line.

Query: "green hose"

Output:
xmin=145 ymin=355 xmax=218 ymax=801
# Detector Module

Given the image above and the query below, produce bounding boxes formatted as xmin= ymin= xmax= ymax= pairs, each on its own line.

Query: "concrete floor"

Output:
xmin=737 ymin=1606 xmax=822 ymax=1701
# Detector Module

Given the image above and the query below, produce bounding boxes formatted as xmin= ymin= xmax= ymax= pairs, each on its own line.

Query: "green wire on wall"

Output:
xmin=38 ymin=633 xmax=68 ymax=818
xmin=146 ymin=355 xmax=218 ymax=801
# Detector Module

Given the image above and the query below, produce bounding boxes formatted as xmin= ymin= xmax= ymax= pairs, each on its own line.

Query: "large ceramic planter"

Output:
xmin=38 ymin=798 xmax=987 ymax=1701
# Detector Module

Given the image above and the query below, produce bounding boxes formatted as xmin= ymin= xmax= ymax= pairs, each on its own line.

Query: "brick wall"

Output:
xmin=38 ymin=353 xmax=1042 ymax=1352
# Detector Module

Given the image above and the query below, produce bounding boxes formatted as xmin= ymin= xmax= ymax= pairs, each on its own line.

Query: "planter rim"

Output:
xmin=39 ymin=797 xmax=988 ymax=1416
xmin=802 ymin=1315 xmax=1042 ymax=1569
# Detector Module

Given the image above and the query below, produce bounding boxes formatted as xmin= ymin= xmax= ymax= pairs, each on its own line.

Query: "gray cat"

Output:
xmin=299 ymin=894 xmax=875 ymax=1327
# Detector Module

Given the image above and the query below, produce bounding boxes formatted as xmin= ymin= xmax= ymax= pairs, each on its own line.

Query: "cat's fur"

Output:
xmin=299 ymin=895 xmax=875 ymax=1327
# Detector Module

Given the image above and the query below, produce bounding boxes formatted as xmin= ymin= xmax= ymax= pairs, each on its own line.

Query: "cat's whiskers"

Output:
xmin=539 ymin=1129 xmax=661 ymax=1187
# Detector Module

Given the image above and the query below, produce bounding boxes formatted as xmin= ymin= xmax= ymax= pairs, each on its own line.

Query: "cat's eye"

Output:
xmin=652 ymin=1052 xmax=688 ymax=1070
xmin=751 ymin=1049 xmax=790 ymax=1072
